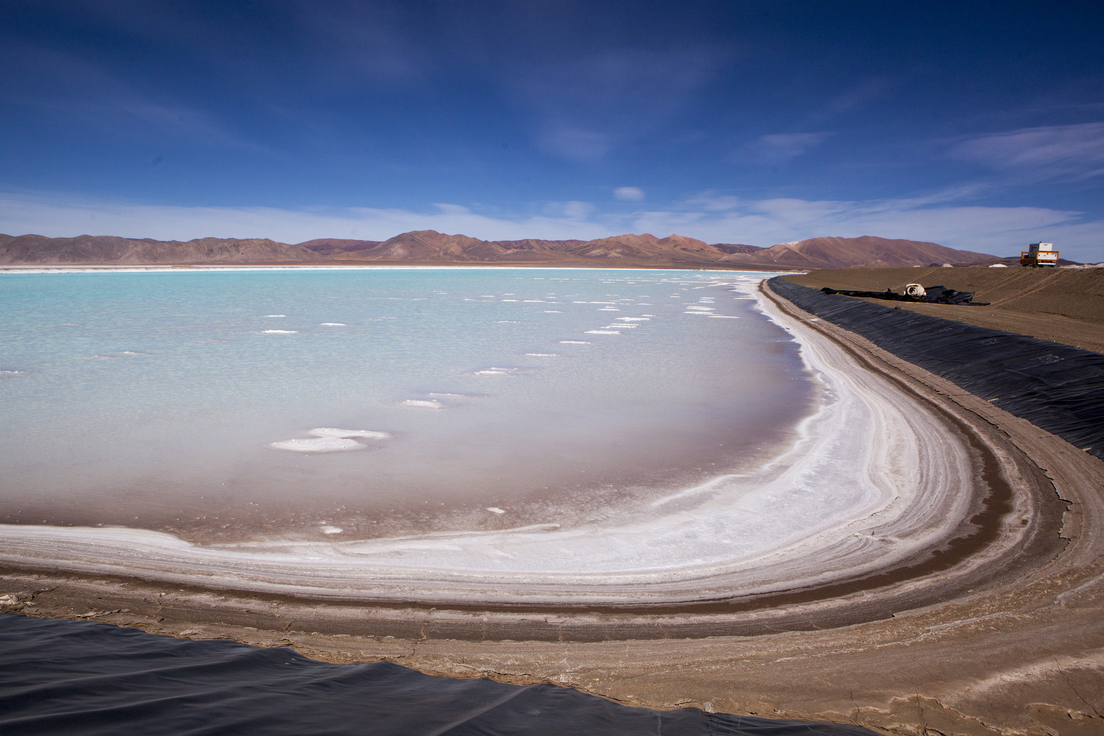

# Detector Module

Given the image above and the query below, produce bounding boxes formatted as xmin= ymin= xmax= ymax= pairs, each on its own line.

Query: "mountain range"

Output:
xmin=0 ymin=231 xmax=1002 ymax=270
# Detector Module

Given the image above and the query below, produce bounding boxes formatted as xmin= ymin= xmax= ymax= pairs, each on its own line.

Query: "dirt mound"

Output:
xmin=785 ymin=266 xmax=1104 ymax=353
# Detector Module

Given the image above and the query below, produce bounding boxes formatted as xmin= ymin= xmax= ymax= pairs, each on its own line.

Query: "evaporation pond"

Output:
xmin=0 ymin=268 xmax=812 ymax=543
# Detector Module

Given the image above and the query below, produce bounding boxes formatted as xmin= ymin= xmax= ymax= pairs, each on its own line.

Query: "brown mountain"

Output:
xmin=1 ymin=231 xmax=997 ymax=269
xmin=718 ymin=236 xmax=997 ymax=270
xmin=322 ymin=231 xmax=760 ymax=265
xmin=0 ymin=234 xmax=321 ymax=264
xmin=297 ymin=238 xmax=381 ymax=255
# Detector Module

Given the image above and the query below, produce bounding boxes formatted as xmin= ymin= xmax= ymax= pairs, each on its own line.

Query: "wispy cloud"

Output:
xmin=2 ymin=39 xmax=257 ymax=151
xmin=613 ymin=187 xmax=644 ymax=201
xmin=0 ymin=192 xmax=614 ymax=243
xmin=947 ymin=123 xmax=1104 ymax=183
xmin=735 ymin=132 xmax=834 ymax=165
xmin=514 ymin=46 xmax=726 ymax=162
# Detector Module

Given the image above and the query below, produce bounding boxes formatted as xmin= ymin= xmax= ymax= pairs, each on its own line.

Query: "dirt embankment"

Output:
xmin=784 ymin=266 xmax=1104 ymax=354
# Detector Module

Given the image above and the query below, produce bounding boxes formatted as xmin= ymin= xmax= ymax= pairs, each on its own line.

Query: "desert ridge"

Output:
xmin=0 ymin=231 xmax=1000 ymax=269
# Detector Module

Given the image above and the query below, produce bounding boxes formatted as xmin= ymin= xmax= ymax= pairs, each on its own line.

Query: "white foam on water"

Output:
xmin=262 ymin=329 xmax=298 ymax=334
xmin=496 ymin=320 xmax=521 ymax=324
xmin=270 ymin=437 xmax=364 ymax=452
xmin=320 ymin=322 xmax=346 ymax=326
xmin=709 ymin=315 xmax=740 ymax=319
xmin=584 ymin=329 xmax=621 ymax=335
xmin=543 ymin=310 xmax=562 ymax=313
xmin=401 ymin=399 xmax=446 ymax=409
xmin=558 ymin=340 xmax=590 ymax=345
xmin=525 ymin=353 xmax=558 ymax=357
xmin=0 ymin=370 xmax=26 ymax=378
xmin=616 ymin=317 xmax=650 ymax=321
xmin=264 ymin=314 xmax=286 ymax=318
xmin=309 ymin=428 xmax=391 ymax=440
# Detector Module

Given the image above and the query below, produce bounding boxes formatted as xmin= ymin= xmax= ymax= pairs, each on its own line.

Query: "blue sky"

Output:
xmin=1 ymin=1 xmax=1102 ymax=261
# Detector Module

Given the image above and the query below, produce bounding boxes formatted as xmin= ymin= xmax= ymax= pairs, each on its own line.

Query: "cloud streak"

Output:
xmin=947 ymin=123 xmax=1104 ymax=183
xmin=735 ymin=132 xmax=834 ymax=165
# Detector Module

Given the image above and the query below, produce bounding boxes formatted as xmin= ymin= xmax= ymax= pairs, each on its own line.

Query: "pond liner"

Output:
xmin=769 ymin=277 xmax=1104 ymax=461
xmin=0 ymin=614 xmax=877 ymax=736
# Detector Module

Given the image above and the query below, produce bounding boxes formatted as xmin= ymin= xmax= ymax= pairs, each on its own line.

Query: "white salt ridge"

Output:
xmin=470 ymin=367 xmax=520 ymax=376
xmin=271 ymin=437 xmax=363 ymax=452
xmin=486 ymin=507 xmax=506 ymax=515
xmin=321 ymin=525 xmax=344 ymax=534
xmin=401 ymin=399 xmax=446 ymax=409
xmin=310 ymin=428 xmax=391 ymax=440
xmin=270 ymin=428 xmax=391 ymax=453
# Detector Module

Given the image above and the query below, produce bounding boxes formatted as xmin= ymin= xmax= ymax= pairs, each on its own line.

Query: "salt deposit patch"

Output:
xmin=270 ymin=437 xmax=363 ymax=452
xmin=486 ymin=507 xmax=506 ymax=515
xmin=310 ymin=428 xmax=391 ymax=440
xmin=320 ymin=525 xmax=344 ymax=534
xmin=401 ymin=399 xmax=446 ymax=409
xmin=470 ymin=367 xmax=523 ymax=376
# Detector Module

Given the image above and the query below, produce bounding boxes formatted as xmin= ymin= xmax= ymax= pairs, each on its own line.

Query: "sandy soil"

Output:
xmin=785 ymin=266 xmax=1104 ymax=354
xmin=3 ymin=279 xmax=1104 ymax=735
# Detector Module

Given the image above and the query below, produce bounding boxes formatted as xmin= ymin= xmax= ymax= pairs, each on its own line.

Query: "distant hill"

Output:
xmin=716 ymin=236 xmax=998 ymax=270
xmin=0 ymin=231 xmax=1000 ymax=269
xmin=0 ymin=234 xmax=321 ymax=264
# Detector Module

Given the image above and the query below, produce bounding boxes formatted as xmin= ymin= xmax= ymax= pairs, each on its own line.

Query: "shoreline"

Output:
xmin=3 ymin=279 xmax=1103 ymax=733
xmin=0 ymin=263 xmax=794 ymax=274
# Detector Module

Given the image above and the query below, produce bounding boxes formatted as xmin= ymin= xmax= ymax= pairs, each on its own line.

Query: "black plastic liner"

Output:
xmin=0 ymin=615 xmax=877 ymax=736
xmin=770 ymin=278 xmax=1104 ymax=461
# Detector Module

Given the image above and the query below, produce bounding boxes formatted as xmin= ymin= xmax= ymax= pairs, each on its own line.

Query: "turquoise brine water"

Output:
xmin=0 ymin=268 xmax=812 ymax=544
